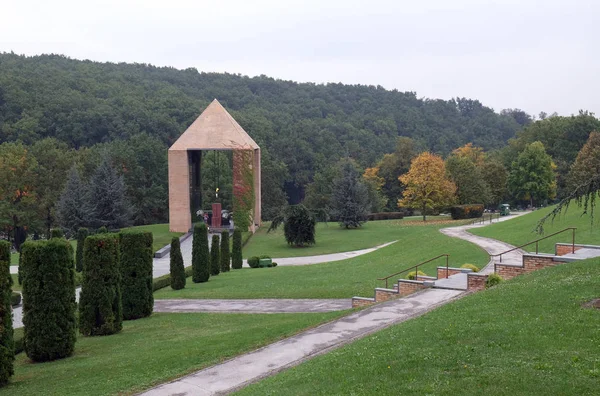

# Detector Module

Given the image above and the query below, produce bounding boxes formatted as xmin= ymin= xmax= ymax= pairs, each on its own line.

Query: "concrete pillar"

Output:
xmin=168 ymin=149 xmax=191 ymax=232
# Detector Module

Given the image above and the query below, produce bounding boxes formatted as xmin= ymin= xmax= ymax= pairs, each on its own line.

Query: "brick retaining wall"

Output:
xmin=467 ymin=273 xmax=488 ymax=291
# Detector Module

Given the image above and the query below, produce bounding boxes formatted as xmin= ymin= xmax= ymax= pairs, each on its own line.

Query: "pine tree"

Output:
xmin=192 ymin=224 xmax=210 ymax=283
xmin=231 ymin=229 xmax=243 ymax=269
xmin=56 ymin=166 xmax=89 ymax=234
xmin=330 ymin=159 xmax=370 ymax=228
xmin=119 ymin=231 xmax=153 ymax=320
xmin=21 ymin=239 xmax=76 ymax=362
xmin=210 ymin=235 xmax=221 ymax=276
xmin=220 ymin=231 xmax=231 ymax=272
xmin=169 ymin=237 xmax=186 ymax=290
xmin=87 ymin=154 xmax=132 ymax=229
xmin=75 ymin=228 xmax=88 ymax=272
xmin=79 ymin=234 xmax=122 ymax=336
xmin=0 ymin=241 xmax=14 ymax=385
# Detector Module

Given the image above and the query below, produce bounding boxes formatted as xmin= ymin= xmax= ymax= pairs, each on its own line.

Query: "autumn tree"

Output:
xmin=398 ymin=152 xmax=456 ymax=221
xmin=509 ymin=141 xmax=556 ymax=207
xmin=568 ymin=131 xmax=600 ymax=190
xmin=362 ymin=166 xmax=387 ymax=212
xmin=451 ymin=143 xmax=485 ymax=167
xmin=377 ymin=137 xmax=416 ymax=211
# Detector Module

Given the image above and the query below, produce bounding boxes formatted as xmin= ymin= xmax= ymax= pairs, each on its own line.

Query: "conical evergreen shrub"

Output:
xmin=75 ymin=228 xmax=88 ymax=272
xmin=0 ymin=241 xmax=14 ymax=385
xmin=170 ymin=237 xmax=186 ymax=290
xmin=192 ymin=224 xmax=210 ymax=283
xmin=21 ymin=239 xmax=76 ymax=362
xmin=210 ymin=235 xmax=221 ymax=276
xmin=79 ymin=234 xmax=122 ymax=336
xmin=232 ymin=229 xmax=243 ymax=269
xmin=119 ymin=231 xmax=153 ymax=320
xmin=220 ymin=231 xmax=231 ymax=272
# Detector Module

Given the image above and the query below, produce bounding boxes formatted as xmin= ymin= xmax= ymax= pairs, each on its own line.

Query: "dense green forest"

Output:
xmin=1 ymin=52 xmax=598 ymax=243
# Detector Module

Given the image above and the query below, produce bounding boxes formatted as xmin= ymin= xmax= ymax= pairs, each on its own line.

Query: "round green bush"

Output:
xmin=407 ymin=270 xmax=426 ymax=280
xmin=486 ymin=273 xmax=503 ymax=288
xmin=461 ymin=263 xmax=480 ymax=273
xmin=272 ymin=262 xmax=278 ymax=267
xmin=248 ymin=256 xmax=260 ymax=268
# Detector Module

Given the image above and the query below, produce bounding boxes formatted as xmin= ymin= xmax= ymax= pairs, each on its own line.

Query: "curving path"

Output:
xmin=154 ymin=299 xmax=352 ymax=313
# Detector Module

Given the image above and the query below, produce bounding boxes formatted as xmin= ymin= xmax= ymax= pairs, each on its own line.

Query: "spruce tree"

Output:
xmin=87 ymin=154 xmax=132 ymax=229
xmin=56 ymin=166 xmax=89 ymax=234
xmin=169 ymin=237 xmax=186 ymax=290
xmin=192 ymin=224 xmax=210 ymax=283
xmin=21 ymin=239 xmax=76 ymax=362
xmin=231 ymin=229 xmax=243 ymax=269
xmin=220 ymin=231 xmax=231 ymax=272
xmin=210 ymin=235 xmax=221 ymax=276
xmin=75 ymin=228 xmax=88 ymax=272
xmin=119 ymin=231 xmax=153 ymax=320
xmin=79 ymin=234 xmax=122 ymax=336
xmin=0 ymin=241 xmax=14 ymax=385
xmin=330 ymin=159 xmax=370 ymax=228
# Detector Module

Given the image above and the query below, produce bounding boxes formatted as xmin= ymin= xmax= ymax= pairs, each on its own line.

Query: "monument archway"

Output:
xmin=168 ymin=99 xmax=261 ymax=233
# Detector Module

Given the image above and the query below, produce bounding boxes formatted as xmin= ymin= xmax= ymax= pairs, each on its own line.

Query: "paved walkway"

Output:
xmin=140 ymin=288 xmax=463 ymax=396
xmin=154 ymin=299 xmax=352 ymax=313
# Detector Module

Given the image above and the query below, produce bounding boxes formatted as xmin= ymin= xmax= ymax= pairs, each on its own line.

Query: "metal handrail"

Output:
xmin=377 ymin=254 xmax=449 ymax=289
xmin=491 ymin=227 xmax=576 ymax=263
xmin=470 ymin=213 xmax=500 ymax=225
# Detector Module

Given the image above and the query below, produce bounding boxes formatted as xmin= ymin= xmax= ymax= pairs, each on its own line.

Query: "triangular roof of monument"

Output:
xmin=169 ymin=99 xmax=259 ymax=151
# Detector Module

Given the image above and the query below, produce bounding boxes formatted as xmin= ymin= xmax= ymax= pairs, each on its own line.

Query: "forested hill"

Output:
xmin=0 ymin=52 xmax=522 ymax=189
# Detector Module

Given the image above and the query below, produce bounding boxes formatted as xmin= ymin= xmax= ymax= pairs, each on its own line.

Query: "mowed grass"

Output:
xmin=244 ymin=217 xmax=450 ymax=259
xmin=471 ymin=205 xmax=600 ymax=253
xmin=122 ymin=223 xmax=184 ymax=253
xmin=155 ymin=221 xmax=488 ymax=299
xmin=2 ymin=311 xmax=347 ymax=396
xmin=237 ymin=258 xmax=600 ymax=396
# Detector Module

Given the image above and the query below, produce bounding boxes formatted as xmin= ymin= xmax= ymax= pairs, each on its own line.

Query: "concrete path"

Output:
xmin=154 ymin=299 xmax=352 ymax=314
xmin=140 ymin=288 xmax=463 ymax=396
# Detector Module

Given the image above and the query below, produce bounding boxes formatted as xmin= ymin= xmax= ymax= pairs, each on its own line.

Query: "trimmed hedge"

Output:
xmin=450 ymin=204 xmax=484 ymax=220
xmin=170 ymin=237 xmax=186 ymax=290
xmin=119 ymin=231 xmax=153 ymax=320
xmin=220 ymin=231 xmax=231 ymax=272
xmin=461 ymin=263 xmax=480 ymax=273
xmin=192 ymin=224 xmax=210 ymax=283
xmin=366 ymin=212 xmax=405 ymax=221
xmin=232 ymin=229 xmax=243 ymax=269
xmin=210 ymin=235 xmax=221 ymax=276
xmin=21 ymin=239 xmax=76 ymax=362
xmin=75 ymin=228 xmax=88 ymax=272
xmin=248 ymin=256 xmax=259 ymax=268
xmin=0 ymin=240 xmax=14 ymax=385
xmin=50 ymin=228 xmax=64 ymax=239
xmin=153 ymin=266 xmax=193 ymax=292
xmin=79 ymin=234 xmax=122 ymax=336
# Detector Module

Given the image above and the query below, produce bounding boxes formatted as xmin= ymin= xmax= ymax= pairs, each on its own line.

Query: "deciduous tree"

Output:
xmin=508 ymin=141 xmax=556 ymax=207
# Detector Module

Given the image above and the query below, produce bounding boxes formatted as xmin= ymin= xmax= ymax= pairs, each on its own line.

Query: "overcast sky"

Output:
xmin=2 ymin=0 xmax=598 ymax=116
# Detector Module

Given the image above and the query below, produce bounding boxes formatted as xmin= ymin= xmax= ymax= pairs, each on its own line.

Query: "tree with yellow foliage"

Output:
xmin=398 ymin=152 xmax=456 ymax=221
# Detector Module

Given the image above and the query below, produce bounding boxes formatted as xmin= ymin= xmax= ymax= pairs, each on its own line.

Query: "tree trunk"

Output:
xmin=422 ymin=204 xmax=426 ymax=222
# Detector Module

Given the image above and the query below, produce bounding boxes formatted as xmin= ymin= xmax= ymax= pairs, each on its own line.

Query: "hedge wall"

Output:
xmin=170 ymin=237 xmax=186 ymax=290
xmin=21 ymin=239 xmax=76 ymax=362
xmin=231 ymin=229 xmax=243 ymax=269
xmin=75 ymin=228 xmax=88 ymax=272
xmin=192 ymin=224 xmax=210 ymax=283
xmin=450 ymin=204 xmax=484 ymax=220
xmin=210 ymin=235 xmax=221 ymax=276
xmin=79 ymin=234 xmax=122 ymax=336
xmin=220 ymin=231 xmax=231 ymax=272
xmin=119 ymin=231 xmax=153 ymax=320
xmin=153 ymin=266 xmax=193 ymax=292
xmin=0 ymin=241 xmax=14 ymax=385
xmin=366 ymin=212 xmax=405 ymax=221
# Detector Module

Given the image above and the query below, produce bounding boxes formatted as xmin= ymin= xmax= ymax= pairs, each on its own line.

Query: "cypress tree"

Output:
xmin=192 ymin=224 xmax=210 ymax=283
xmin=119 ymin=231 xmax=153 ymax=320
xmin=21 ymin=239 xmax=76 ymax=362
xmin=231 ymin=229 xmax=243 ymax=269
xmin=169 ymin=237 xmax=186 ymax=290
xmin=220 ymin=231 xmax=231 ymax=272
xmin=79 ymin=234 xmax=122 ymax=336
xmin=0 ymin=241 xmax=14 ymax=385
xmin=210 ymin=235 xmax=221 ymax=276
xmin=75 ymin=227 xmax=88 ymax=272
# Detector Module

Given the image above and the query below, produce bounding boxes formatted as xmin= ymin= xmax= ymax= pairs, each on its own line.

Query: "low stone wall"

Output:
xmin=436 ymin=267 xmax=463 ymax=279
xmin=352 ymin=297 xmax=374 ymax=308
xmin=496 ymin=254 xmax=565 ymax=280
xmin=415 ymin=275 xmax=437 ymax=282
xmin=467 ymin=273 xmax=488 ymax=291
xmin=399 ymin=280 xmax=426 ymax=296
xmin=555 ymin=243 xmax=582 ymax=256
xmin=375 ymin=288 xmax=399 ymax=302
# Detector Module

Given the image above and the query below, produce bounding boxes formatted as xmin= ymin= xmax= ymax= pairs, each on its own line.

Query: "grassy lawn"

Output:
xmin=237 ymin=258 xmax=600 ymax=395
xmin=244 ymin=217 xmax=451 ymax=259
xmin=122 ymin=223 xmax=184 ymax=253
xmin=471 ymin=205 xmax=600 ymax=253
xmin=11 ymin=252 xmax=18 ymax=265
xmin=155 ymin=221 xmax=488 ymax=299
xmin=2 ymin=311 xmax=347 ymax=396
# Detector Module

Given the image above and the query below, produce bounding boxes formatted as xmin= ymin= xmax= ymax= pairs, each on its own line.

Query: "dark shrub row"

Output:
xmin=119 ymin=232 xmax=153 ymax=320
xmin=210 ymin=235 xmax=220 ymax=276
xmin=232 ymin=229 xmax=243 ymax=269
xmin=192 ymin=224 xmax=210 ymax=283
xmin=0 ymin=241 xmax=14 ymax=385
xmin=450 ymin=204 xmax=484 ymax=219
xmin=220 ymin=231 xmax=230 ymax=272
xmin=154 ymin=266 xmax=193 ymax=292
xmin=247 ymin=255 xmax=277 ymax=268
xmin=366 ymin=212 xmax=405 ymax=221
